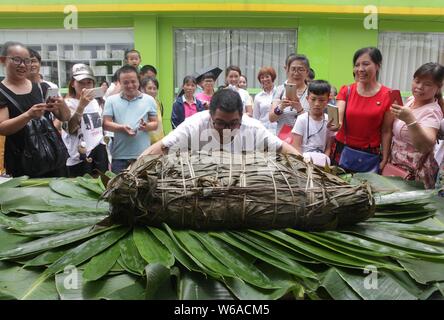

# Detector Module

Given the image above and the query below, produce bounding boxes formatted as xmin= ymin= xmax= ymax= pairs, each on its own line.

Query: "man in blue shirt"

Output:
xmin=103 ymin=65 xmax=158 ymax=174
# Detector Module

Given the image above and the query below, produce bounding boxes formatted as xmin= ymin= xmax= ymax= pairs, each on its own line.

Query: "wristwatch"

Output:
xmin=274 ymin=106 xmax=283 ymax=116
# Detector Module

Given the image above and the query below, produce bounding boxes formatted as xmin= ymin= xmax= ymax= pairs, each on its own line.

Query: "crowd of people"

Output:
xmin=1 ymin=40 xmax=444 ymax=191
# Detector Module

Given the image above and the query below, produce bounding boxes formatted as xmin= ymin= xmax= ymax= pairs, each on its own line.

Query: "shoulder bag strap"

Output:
xmin=279 ymin=86 xmax=285 ymax=100
xmin=343 ymin=85 xmax=351 ymax=145
xmin=0 ymin=86 xmax=25 ymax=114
xmin=37 ymin=82 xmax=46 ymax=103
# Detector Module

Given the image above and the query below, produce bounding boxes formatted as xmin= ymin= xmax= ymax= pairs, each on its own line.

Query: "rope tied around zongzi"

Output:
xmin=104 ymin=151 xmax=375 ymax=230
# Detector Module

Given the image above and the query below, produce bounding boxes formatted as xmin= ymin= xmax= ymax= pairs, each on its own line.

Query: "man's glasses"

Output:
xmin=212 ymin=120 xmax=241 ymax=130
xmin=6 ymin=56 xmax=32 ymax=66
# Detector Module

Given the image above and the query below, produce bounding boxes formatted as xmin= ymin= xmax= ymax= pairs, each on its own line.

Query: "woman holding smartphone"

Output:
xmin=389 ymin=62 xmax=444 ymax=188
xmin=64 ymin=63 xmax=109 ymax=177
xmin=269 ymin=54 xmax=311 ymax=137
xmin=0 ymin=41 xmax=70 ymax=177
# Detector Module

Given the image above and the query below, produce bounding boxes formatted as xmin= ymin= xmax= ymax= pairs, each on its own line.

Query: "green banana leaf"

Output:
xmin=178 ymin=270 xmax=233 ymax=300
xmin=319 ymin=268 xmax=361 ymax=300
xmin=83 ymin=242 xmax=121 ymax=282
xmin=335 ymin=267 xmax=417 ymax=300
xmin=55 ymin=271 xmax=145 ymax=300
xmin=145 ymin=263 xmax=175 ymax=299
xmin=21 ymin=226 xmax=129 ymax=300
xmin=0 ymin=174 xmax=444 ymax=300
xmin=397 ymin=258 xmax=444 ymax=284
xmin=118 ymin=234 xmax=147 ymax=275
xmin=49 ymin=180 xmax=99 ymax=200
xmin=0 ymin=261 xmax=58 ymax=300
xmin=133 ymin=227 xmax=175 ymax=268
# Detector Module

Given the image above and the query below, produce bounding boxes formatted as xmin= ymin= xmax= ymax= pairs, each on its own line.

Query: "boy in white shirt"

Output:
xmin=292 ymin=80 xmax=334 ymax=166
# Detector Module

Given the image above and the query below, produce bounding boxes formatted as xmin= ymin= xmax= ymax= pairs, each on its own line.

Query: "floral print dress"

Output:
xmin=390 ymin=97 xmax=443 ymax=189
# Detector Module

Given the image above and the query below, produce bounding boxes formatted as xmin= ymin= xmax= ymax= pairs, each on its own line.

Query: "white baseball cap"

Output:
xmin=72 ymin=63 xmax=96 ymax=82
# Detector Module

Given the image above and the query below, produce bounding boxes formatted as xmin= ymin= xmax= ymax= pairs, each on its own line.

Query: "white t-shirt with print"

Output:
xmin=63 ymin=98 xmax=105 ymax=166
xmin=162 ymin=110 xmax=283 ymax=153
xmin=292 ymin=112 xmax=332 ymax=153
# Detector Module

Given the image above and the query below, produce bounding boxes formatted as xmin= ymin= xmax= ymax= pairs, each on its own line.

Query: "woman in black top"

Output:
xmin=0 ymin=41 xmax=70 ymax=177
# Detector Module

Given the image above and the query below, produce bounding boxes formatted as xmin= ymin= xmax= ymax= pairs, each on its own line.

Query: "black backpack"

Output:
xmin=0 ymin=85 xmax=68 ymax=177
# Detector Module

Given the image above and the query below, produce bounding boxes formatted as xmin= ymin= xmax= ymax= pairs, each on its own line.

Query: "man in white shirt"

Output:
xmin=141 ymin=89 xmax=299 ymax=156
xmin=27 ymin=48 xmax=60 ymax=92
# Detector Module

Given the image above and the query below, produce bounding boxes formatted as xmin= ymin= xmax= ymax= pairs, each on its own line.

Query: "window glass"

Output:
xmin=379 ymin=32 xmax=444 ymax=91
xmin=174 ymin=29 xmax=297 ymax=93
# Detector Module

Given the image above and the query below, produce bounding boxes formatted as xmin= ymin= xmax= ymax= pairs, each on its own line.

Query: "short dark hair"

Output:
xmin=118 ymin=65 xmax=139 ymax=80
xmin=413 ymin=62 xmax=444 ymax=85
xmin=124 ymin=49 xmax=141 ymax=60
xmin=28 ymin=48 xmax=41 ymax=62
xmin=1 ymin=41 xmax=28 ymax=56
xmin=141 ymin=76 xmax=159 ymax=90
xmin=353 ymin=47 xmax=382 ymax=67
xmin=209 ymin=88 xmax=243 ymax=116
xmin=140 ymin=64 xmax=157 ymax=75
xmin=286 ymin=54 xmax=310 ymax=71
xmin=352 ymin=47 xmax=383 ymax=79
xmin=225 ymin=65 xmax=242 ymax=78
xmin=183 ymin=75 xmax=197 ymax=85
xmin=200 ymin=72 xmax=215 ymax=81
xmin=414 ymin=62 xmax=444 ymax=111
xmin=285 ymin=53 xmax=296 ymax=67
xmin=308 ymin=80 xmax=331 ymax=96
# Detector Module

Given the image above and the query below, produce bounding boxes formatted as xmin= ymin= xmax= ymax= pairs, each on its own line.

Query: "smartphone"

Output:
xmin=133 ymin=116 xmax=146 ymax=134
xmin=327 ymin=104 xmax=339 ymax=128
xmin=90 ymin=87 xmax=105 ymax=99
xmin=45 ymin=88 xmax=59 ymax=102
xmin=389 ymin=89 xmax=403 ymax=106
xmin=284 ymin=83 xmax=298 ymax=101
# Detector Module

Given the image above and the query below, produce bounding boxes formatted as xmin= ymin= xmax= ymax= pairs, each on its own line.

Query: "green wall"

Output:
xmin=134 ymin=16 xmax=158 ymax=68
xmin=298 ymin=19 xmax=378 ymax=90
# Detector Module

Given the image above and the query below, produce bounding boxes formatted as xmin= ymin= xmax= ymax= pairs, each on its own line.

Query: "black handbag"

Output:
xmin=0 ymin=86 xmax=68 ymax=177
xmin=338 ymin=86 xmax=380 ymax=173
